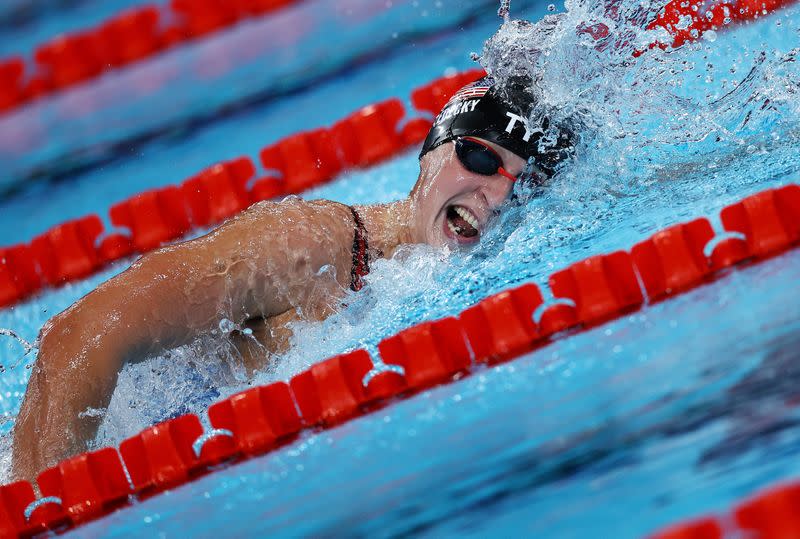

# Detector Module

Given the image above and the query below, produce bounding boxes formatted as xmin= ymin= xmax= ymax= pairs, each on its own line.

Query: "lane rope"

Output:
xmin=0 ymin=0 xmax=303 ymax=115
xmin=647 ymin=481 xmax=800 ymax=538
xmin=0 ymin=181 xmax=796 ymax=537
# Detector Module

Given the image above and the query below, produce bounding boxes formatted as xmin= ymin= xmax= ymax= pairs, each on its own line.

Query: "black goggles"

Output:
xmin=454 ymin=137 xmax=522 ymax=182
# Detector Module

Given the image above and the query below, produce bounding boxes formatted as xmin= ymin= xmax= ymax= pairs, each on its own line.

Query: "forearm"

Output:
xmin=11 ymin=301 xmax=128 ymax=482
xmin=10 ymin=248 xmax=208 ymax=480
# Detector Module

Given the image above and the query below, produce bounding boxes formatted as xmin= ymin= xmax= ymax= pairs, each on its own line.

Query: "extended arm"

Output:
xmin=11 ymin=199 xmax=353 ymax=481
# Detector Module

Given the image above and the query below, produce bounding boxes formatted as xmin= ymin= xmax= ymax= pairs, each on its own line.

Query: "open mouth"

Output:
xmin=445 ymin=204 xmax=480 ymax=239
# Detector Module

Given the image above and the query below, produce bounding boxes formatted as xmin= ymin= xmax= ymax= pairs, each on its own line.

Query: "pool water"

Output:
xmin=0 ymin=0 xmax=799 ymax=537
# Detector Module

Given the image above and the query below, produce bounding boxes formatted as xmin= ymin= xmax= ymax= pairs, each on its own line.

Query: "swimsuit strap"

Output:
xmin=349 ymin=206 xmax=370 ymax=292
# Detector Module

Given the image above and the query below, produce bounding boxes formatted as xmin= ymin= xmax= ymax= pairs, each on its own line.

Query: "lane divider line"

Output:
xmin=0 ymin=182 xmax=796 ymax=538
xmin=0 ymin=0 xmax=302 ymax=115
xmin=0 ymin=0 xmax=788 ymax=116
xmin=648 ymin=481 xmax=800 ymax=538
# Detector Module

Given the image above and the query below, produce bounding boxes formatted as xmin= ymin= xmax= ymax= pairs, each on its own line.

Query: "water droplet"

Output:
xmin=705 ymin=10 xmax=714 ymax=19
xmin=676 ymin=14 xmax=693 ymax=30
xmin=498 ymin=0 xmax=511 ymax=18
xmin=704 ymin=29 xmax=717 ymax=41
xmin=547 ymin=3 xmax=556 ymax=11
xmin=218 ymin=318 xmax=236 ymax=334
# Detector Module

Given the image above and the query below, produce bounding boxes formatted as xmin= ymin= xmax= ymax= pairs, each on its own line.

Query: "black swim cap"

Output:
xmin=419 ymin=75 xmax=574 ymax=177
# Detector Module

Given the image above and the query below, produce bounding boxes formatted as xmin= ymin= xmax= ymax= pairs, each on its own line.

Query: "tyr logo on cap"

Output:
xmin=504 ymin=112 xmax=544 ymax=142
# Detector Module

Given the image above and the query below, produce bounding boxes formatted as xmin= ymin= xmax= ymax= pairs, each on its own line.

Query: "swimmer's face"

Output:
xmin=410 ymin=138 xmax=526 ymax=248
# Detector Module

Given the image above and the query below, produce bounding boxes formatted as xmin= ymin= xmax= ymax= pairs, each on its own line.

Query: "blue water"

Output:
xmin=0 ymin=0 xmax=799 ymax=537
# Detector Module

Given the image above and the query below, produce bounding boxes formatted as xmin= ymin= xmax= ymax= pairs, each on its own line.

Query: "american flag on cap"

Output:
xmin=450 ymin=80 xmax=491 ymax=102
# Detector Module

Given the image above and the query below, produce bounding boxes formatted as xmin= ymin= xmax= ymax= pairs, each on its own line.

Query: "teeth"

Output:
xmin=454 ymin=206 xmax=479 ymax=230
xmin=447 ymin=220 xmax=460 ymax=235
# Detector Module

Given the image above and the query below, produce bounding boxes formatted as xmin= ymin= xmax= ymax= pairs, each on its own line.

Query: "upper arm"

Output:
xmin=83 ymin=198 xmax=355 ymax=355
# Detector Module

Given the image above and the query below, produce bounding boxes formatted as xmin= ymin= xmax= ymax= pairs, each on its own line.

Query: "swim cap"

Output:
xmin=419 ymin=75 xmax=574 ymax=177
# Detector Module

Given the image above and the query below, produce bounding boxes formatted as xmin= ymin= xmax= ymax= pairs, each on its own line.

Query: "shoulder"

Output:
xmin=229 ymin=196 xmax=357 ymax=276
xmin=240 ymin=196 xmax=353 ymax=227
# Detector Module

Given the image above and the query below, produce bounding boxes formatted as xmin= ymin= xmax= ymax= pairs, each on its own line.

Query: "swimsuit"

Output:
xmin=348 ymin=206 xmax=370 ymax=292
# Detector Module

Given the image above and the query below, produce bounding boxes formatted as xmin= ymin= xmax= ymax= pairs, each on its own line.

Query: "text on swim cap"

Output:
xmin=435 ymin=98 xmax=480 ymax=124
xmin=504 ymin=112 xmax=543 ymax=142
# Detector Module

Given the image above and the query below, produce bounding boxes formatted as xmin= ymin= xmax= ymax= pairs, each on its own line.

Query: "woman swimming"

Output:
xmin=11 ymin=76 xmax=573 ymax=482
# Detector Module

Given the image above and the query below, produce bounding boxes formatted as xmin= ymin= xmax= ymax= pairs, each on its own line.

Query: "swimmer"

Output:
xmin=11 ymin=76 xmax=573 ymax=482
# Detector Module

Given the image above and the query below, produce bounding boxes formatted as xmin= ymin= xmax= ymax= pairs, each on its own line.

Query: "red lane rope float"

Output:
xmin=649 ymin=0 xmax=798 ymax=48
xmin=0 ymin=68 xmax=486 ymax=310
xmin=648 ymin=481 xmax=800 ymax=538
xmin=0 ymin=182 xmax=797 ymax=538
xmin=0 ymin=0 xmax=791 ymax=113
xmin=0 ymin=0 xmax=790 ymax=114
xmin=0 ymin=0 xmax=299 ymax=115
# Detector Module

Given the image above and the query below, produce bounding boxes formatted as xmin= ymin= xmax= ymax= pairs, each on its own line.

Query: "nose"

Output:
xmin=479 ymin=175 xmax=514 ymax=209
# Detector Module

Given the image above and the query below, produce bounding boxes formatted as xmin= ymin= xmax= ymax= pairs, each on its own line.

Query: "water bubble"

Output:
xmin=0 ymin=328 xmax=37 ymax=369
xmin=547 ymin=3 xmax=556 ymax=11
xmin=676 ymin=14 xmax=693 ymax=30
xmin=498 ymin=0 xmax=511 ymax=19
xmin=704 ymin=30 xmax=717 ymax=42
xmin=218 ymin=318 xmax=236 ymax=334
xmin=705 ymin=10 xmax=714 ymax=20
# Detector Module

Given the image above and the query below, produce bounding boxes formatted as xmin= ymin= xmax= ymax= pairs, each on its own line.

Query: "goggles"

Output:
xmin=454 ymin=137 xmax=520 ymax=182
